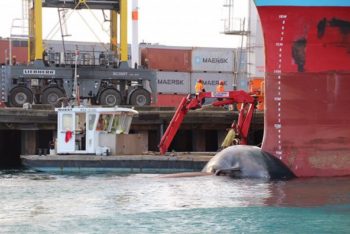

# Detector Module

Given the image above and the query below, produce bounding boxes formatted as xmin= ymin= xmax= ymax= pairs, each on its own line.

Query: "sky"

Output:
xmin=0 ymin=0 xmax=248 ymax=48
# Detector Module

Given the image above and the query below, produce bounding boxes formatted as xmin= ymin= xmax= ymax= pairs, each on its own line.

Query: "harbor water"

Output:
xmin=1 ymin=170 xmax=350 ymax=233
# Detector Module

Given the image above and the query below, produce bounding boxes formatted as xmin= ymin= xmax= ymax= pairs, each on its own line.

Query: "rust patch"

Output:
xmin=283 ymin=146 xmax=298 ymax=168
xmin=328 ymin=18 xmax=350 ymax=37
xmin=317 ymin=18 xmax=327 ymax=38
xmin=309 ymin=151 xmax=350 ymax=169
xmin=292 ymin=38 xmax=307 ymax=72
xmin=317 ymin=17 xmax=350 ymax=52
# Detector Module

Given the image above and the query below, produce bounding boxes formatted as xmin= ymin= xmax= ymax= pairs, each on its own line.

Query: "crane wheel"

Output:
xmin=9 ymin=86 xmax=34 ymax=107
xmin=99 ymin=89 xmax=122 ymax=106
xmin=129 ymin=88 xmax=151 ymax=106
xmin=42 ymin=87 xmax=65 ymax=107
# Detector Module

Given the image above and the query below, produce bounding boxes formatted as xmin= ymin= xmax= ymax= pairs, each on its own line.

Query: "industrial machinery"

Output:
xmin=1 ymin=0 xmax=157 ymax=107
xmin=158 ymin=90 xmax=256 ymax=155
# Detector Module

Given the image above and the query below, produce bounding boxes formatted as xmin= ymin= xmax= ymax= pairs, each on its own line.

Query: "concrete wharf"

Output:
xmin=0 ymin=105 xmax=264 ymax=167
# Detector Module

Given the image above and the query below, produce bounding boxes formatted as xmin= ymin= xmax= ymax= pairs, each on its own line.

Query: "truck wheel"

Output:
xmin=42 ymin=87 xmax=65 ymax=106
xmin=9 ymin=86 xmax=33 ymax=107
xmin=129 ymin=88 xmax=151 ymax=106
xmin=99 ymin=89 xmax=122 ymax=106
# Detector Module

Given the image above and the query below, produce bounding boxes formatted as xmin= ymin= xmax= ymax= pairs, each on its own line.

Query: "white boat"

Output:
xmin=21 ymin=105 xmax=214 ymax=173
xmin=55 ymin=106 xmax=138 ymax=156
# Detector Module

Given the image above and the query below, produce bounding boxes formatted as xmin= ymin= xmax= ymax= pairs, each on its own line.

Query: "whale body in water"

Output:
xmin=162 ymin=145 xmax=294 ymax=179
xmin=202 ymin=145 xmax=294 ymax=179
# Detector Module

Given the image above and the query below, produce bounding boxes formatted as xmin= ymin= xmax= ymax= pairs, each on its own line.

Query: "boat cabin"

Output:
xmin=55 ymin=106 xmax=138 ymax=155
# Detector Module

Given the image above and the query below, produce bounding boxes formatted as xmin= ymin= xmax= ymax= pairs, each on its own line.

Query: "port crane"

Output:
xmin=1 ymin=0 xmax=157 ymax=107
xmin=158 ymin=90 xmax=256 ymax=155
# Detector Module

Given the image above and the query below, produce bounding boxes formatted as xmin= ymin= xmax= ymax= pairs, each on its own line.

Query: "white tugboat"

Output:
xmin=55 ymin=106 xmax=138 ymax=156
xmin=20 ymin=103 xmax=211 ymax=173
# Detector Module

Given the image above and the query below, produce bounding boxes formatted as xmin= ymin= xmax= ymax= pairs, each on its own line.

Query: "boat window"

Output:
xmin=114 ymin=113 xmax=132 ymax=134
xmin=95 ymin=112 xmax=133 ymax=133
xmin=123 ymin=114 xmax=132 ymax=133
xmin=111 ymin=115 xmax=120 ymax=133
xmin=62 ymin=114 xmax=73 ymax=131
xmin=96 ymin=114 xmax=112 ymax=131
xmin=96 ymin=115 xmax=104 ymax=131
xmin=107 ymin=114 xmax=114 ymax=132
xmin=75 ymin=113 xmax=86 ymax=132
xmin=88 ymin=114 xmax=96 ymax=131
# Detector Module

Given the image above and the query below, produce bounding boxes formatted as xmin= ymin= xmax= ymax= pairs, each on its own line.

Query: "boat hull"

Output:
xmin=20 ymin=154 xmax=212 ymax=173
xmin=256 ymin=5 xmax=350 ymax=176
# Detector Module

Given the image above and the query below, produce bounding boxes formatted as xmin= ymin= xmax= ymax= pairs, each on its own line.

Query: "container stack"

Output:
xmin=191 ymin=47 xmax=235 ymax=92
xmin=140 ymin=45 xmax=192 ymax=107
xmin=141 ymin=44 xmax=247 ymax=107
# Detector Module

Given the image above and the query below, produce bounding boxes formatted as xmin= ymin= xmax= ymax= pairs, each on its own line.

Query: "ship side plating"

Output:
xmin=254 ymin=1 xmax=350 ymax=176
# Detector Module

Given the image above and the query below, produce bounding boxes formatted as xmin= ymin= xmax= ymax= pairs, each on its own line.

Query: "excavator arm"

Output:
xmin=158 ymin=91 xmax=256 ymax=155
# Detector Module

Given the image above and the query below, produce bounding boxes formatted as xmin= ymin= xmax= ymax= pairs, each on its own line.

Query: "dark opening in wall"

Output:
xmin=0 ymin=130 xmax=21 ymax=168
xmin=169 ymin=130 xmax=193 ymax=152
xmin=248 ymin=129 xmax=264 ymax=146
xmin=205 ymin=130 xmax=218 ymax=151
xmin=148 ymin=130 xmax=160 ymax=151
xmin=37 ymin=130 xmax=54 ymax=155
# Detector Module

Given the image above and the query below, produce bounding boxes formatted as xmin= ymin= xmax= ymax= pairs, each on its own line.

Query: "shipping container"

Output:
xmin=0 ymin=39 xmax=28 ymax=65
xmin=192 ymin=47 xmax=235 ymax=72
xmin=140 ymin=46 xmax=192 ymax=72
xmin=152 ymin=93 xmax=187 ymax=107
xmin=156 ymin=71 xmax=190 ymax=94
xmin=190 ymin=72 xmax=234 ymax=93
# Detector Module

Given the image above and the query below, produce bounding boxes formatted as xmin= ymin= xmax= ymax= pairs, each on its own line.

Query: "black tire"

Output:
xmin=99 ymin=89 xmax=122 ymax=106
xmin=9 ymin=86 xmax=34 ymax=107
xmin=129 ymin=88 xmax=151 ymax=106
xmin=42 ymin=87 xmax=65 ymax=107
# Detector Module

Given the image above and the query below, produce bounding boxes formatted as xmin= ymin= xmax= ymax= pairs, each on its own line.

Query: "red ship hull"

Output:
xmin=257 ymin=6 xmax=350 ymax=177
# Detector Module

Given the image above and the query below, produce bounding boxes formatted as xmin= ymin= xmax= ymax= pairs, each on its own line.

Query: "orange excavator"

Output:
xmin=158 ymin=90 xmax=257 ymax=155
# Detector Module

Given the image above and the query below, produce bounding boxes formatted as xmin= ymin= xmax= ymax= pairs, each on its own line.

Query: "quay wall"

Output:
xmin=0 ymin=107 xmax=264 ymax=167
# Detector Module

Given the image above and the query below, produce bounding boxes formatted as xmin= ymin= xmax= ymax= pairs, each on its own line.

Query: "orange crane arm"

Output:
xmin=158 ymin=91 xmax=256 ymax=155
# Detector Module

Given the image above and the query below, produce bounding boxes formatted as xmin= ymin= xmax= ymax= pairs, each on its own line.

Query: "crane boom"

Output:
xmin=158 ymin=91 xmax=256 ymax=155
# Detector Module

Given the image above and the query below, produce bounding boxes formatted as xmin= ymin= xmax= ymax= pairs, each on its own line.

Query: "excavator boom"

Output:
xmin=158 ymin=91 xmax=256 ymax=155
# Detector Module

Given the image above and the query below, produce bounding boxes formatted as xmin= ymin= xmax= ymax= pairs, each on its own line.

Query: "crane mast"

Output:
xmin=28 ymin=0 xmax=43 ymax=63
xmin=110 ymin=9 xmax=118 ymax=60
xmin=28 ymin=0 xmax=129 ymax=65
